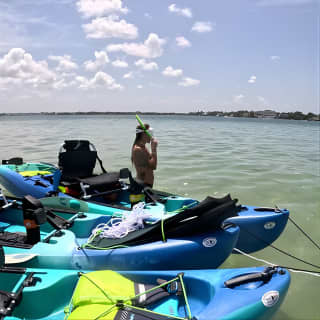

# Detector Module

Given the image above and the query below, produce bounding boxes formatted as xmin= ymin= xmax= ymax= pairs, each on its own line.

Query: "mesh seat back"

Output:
xmin=58 ymin=140 xmax=97 ymax=179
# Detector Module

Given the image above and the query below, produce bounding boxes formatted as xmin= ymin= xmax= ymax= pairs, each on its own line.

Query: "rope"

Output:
xmin=127 ymin=276 xmax=179 ymax=303
xmin=288 ymin=216 xmax=320 ymax=251
xmin=161 ymin=208 xmax=166 ymax=242
xmin=236 ymin=225 xmax=320 ymax=269
xmin=83 ymin=200 xmax=197 ymax=248
xmin=82 ymin=202 xmax=154 ymax=249
xmin=178 ymin=273 xmax=192 ymax=320
xmin=119 ymin=304 xmax=187 ymax=320
xmin=79 ymin=273 xmax=115 ymax=304
xmin=263 ymin=243 xmax=320 ymax=269
xmin=95 ymin=305 xmax=117 ymax=320
xmin=90 ymin=202 xmax=152 ymax=239
xmin=168 ymin=201 xmax=198 ymax=214
xmin=66 ymin=273 xmax=192 ymax=320
xmin=81 ymin=243 xmax=129 ymax=250
xmin=64 ymin=273 xmax=118 ymax=320
xmin=158 ymin=201 xmax=198 ymax=243
xmin=233 ymin=248 xmax=276 ymax=266
xmin=233 ymin=248 xmax=320 ymax=277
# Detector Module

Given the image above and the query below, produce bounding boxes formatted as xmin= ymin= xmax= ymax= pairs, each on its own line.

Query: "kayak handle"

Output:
xmin=225 ymin=267 xmax=278 ymax=288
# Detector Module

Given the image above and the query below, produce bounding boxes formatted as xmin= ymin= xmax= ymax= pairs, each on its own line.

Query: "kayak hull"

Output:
xmin=0 ymin=166 xmax=64 ymax=198
xmin=0 ymin=163 xmax=290 ymax=254
xmin=2 ymin=223 xmax=240 ymax=270
xmin=2 ymin=266 xmax=290 ymax=320
xmin=227 ymin=206 xmax=289 ymax=253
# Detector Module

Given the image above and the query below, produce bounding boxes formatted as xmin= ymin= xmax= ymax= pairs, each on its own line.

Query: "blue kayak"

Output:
xmin=0 ymin=195 xmax=240 ymax=270
xmin=0 ymin=165 xmax=64 ymax=199
xmin=0 ymin=163 xmax=290 ymax=254
xmin=0 ymin=250 xmax=290 ymax=320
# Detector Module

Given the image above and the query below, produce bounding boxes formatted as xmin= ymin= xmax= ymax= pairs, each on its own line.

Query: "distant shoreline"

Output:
xmin=0 ymin=110 xmax=319 ymax=121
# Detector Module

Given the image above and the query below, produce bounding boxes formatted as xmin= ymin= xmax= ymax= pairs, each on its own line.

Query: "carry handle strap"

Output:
xmin=96 ymin=154 xmax=107 ymax=173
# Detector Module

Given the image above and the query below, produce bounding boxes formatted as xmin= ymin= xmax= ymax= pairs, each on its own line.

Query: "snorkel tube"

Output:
xmin=135 ymin=114 xmax=153 ymax=138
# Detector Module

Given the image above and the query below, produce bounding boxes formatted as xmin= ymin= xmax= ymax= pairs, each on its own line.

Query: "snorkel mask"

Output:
xmin=136 ymin=127 xmax=154 ymax=137
xmin=135 ymin=114 xmax=153 ymax=138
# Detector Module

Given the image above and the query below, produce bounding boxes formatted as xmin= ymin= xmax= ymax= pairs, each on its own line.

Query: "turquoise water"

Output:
xmin=0 ymin=114 xmax=319 ymax=319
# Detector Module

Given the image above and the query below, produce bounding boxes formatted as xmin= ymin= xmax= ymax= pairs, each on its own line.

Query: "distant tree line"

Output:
xmin=190 ymin=110 xmax=319 ymax=121
xmin=0 ymin=110 xmax=319 ymax=121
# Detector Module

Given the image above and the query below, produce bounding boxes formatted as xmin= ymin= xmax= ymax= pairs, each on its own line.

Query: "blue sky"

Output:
xmin=0 ymin=0 xmax=318 ymax=113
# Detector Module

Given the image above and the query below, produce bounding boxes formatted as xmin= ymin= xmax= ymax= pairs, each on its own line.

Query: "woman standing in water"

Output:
xmin=131 ymin=123 xmax=158 ymax=188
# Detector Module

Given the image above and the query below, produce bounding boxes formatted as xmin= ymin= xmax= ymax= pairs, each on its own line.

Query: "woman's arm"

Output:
xmin=149 ymin=138 xmax=158 ymax=170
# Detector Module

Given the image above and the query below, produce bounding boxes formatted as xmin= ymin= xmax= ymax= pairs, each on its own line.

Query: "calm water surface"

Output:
xmin=0 ymin=114 xmax=319 ymax=319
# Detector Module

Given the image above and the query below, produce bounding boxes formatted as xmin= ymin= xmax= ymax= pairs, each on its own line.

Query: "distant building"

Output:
xmin=254 ymin=110 xmax=277 ymax=119
xmin=279 ymin=113 xmax=289 ymax=119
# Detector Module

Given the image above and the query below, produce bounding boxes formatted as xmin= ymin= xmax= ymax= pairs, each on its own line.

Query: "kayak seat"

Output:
xmin=79 ymin=172 xmax=119 ymax=186
xmin=59 ymin=172 xmax=124 ymax=198
xmin=58 ymin=140 xmax=101 ymax=180
xmin=58 ymin=140 xmax=129 ymax=199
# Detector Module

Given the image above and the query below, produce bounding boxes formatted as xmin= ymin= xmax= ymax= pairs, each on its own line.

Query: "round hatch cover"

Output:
xmin=262 ymin=290 xmax=280 ymax=307
xmin=202 ymin=237 xmax=217 ymax=247
xmin=264 ymin=221 xmax=276 ymax=229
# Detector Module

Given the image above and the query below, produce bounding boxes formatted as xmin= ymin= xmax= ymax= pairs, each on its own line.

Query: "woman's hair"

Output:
xmin=131 ymin=123 xmax=149 ymax=162
xmin=134 ymin=123 xmax=149 ymax=145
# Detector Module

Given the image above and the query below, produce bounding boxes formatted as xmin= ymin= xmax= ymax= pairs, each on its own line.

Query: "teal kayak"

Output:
xmin=0 ymin=162 xmax=56 ymax=176
xmin=0 ymin=195 xmax=240 ymax=270
xmin=0 ymin=248 xmax=291 ymax=320
xmin=0 ymin=162 xmax=290 ymax=254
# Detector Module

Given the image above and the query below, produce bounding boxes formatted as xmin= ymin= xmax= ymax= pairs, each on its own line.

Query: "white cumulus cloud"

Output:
xmin=107 ymin=33 xmax=166 ymax=58
xmin=84 ymin=51 xmax=109 ymax=72
xmin=75 ymin=71 xmax=123 ymax=90
xmin=83 ymin=16 xmax=138 ymax=39
xmin=52 ymin=78 xmax=71 ymax=90
xmin=162 ymin=66 xmax=183 ymax=77
xmin=248 ymin=75 xmax=256 ymax=83
xmin=176 ymin=36 xmax=191 ymax=48
xmin=233 ymin=94 xmax=245 ymax=103
xmin=123 ymin=71 xmax=133 ymax=79
xmin=178 ymin=77 xmax=200 ymax=87
xmin=270 ymin=55 xmax=280 ymax=61
xmin=112 ymin=59 xmax=128 ymax=68
xmin=0 ymin=48 xmax=56 ymax=88
xmin=49 ymin=55 xmax=78 ymax=72
xmin=168 ymin=4 xmax=192 ymax=18
xmin=76 ymin=0 xmax=128 ymax=18
xmin=135 ymin=59 xmax=158 ymax=71
xmin=191 ymin=21 xmax=213 ymax=33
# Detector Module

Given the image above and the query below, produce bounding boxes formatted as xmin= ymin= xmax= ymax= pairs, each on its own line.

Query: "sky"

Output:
xmin=0 ymin=0 xmax=318 ymax=113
